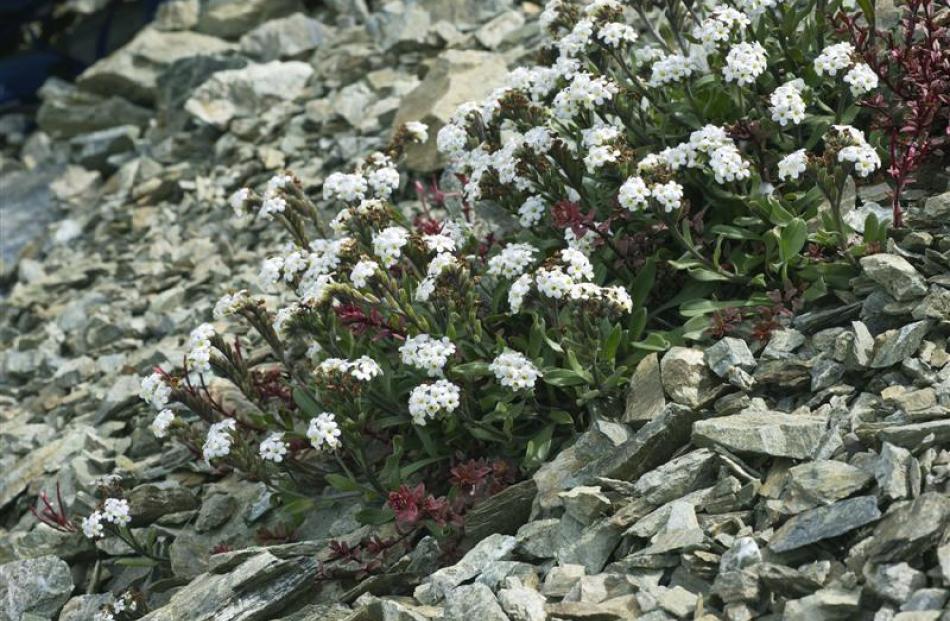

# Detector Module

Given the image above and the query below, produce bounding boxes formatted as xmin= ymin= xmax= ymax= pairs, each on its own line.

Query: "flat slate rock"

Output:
xmin=692 ymin=411 xmax=827 ymax=459
xmin=769 ymin=496 xmax=881 ymax=553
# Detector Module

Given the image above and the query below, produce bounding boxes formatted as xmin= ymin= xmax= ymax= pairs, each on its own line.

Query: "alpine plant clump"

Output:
xmin=126 ymin=0 xmax=906 ymax=536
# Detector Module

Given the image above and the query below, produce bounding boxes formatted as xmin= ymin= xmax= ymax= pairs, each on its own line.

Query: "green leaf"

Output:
xmin=856 ymin=0 xmax=875 ymax=26
xmin=547 ymin=409 xmax=574 ymax=425
xmin=602 ymin=324 xmax=622 ymax=362
xmin=630 ymin=258 xmax=656 ymax=309
xmin=356 ymin=507 xmax=395 ymax=525
xmin=630 ymin=332 xmax=671 ymax=352
xmin=293 ymin=387 xmax=321 ymax=419
xmin=401 ymin=456 xmax=446 ymax=478
xmin=542 ymin=368 xmax=589 ymax=387
xmin=688 ymin=268 xmax=733 ymax=282
xmin=709 ymin=224 xmax=761 ymax=240
xmin=115 ymin=557 xmax=159 ymax=568
xmin=525 ymin=424 xmax=555 ymax=466
xmin=450 ymin=361 xmax=491 ymax=378
xmin=779 ymin=217 xmax=808 ymax=263
xmin=324 ymin=473 xmax=360 ymax=493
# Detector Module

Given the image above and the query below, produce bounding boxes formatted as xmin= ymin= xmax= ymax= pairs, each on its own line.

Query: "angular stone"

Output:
xmin=867 ymin=493 xmax=950 ymax=563
xmin=498 ymin=584 xmax=546 ymax=621
xmin=0 ymin=555 xmax=73 ymax=620
xmin=559 ymin=486 xmax=611 ymax=525
xmin=781 ymin=460 xmax=873 ymax=513
xmin=879 ymin=420 xmax=950 ymax=448
xmin=417 ymin=534 xmax=516 ymax=604
xmin=865 ymin=562 xmax=926 ymax=604
xmin=782 ymin=589 xmax=860 ymax=621
xmin=127 ymin=483 xmax=199 ymax=525
xmin=542 ymin=564 xmax=586 ymax=598
xmin=769 ymin=496 xmax=881 ymax=553
xmin=692 ymin=411 xmax=828 ymax=459
xmin=77 ymin=28 xmax=233 ymax=103
xmin=875 ymin=442 xmax=918 ymax=500
xmin=196 ymin=0 xmax=301 ymax=39
xmin=557 ymin=518 xmax=623 ymax=574
xmin=516 ymin=519 xmax=561 ymax=561
xmin=631 ymin=449 xmax=717 ymax=506
xmin=393 ymin=49 xmax=509 ymax=171
xmin=720 ymin=537 xmax=761 ymax=573
xmin=860 ymin=254 xmax=929 ymax=301
xmin=475 ymin=10 xmax=525 ymax=49
xmin=185 ymin=61 xmax=314 ymax=129
xmin=463 ymin=480 xmax=536 ymax=544
xmin=239 ymin=13 xmax=330 ymax=61
xmin=705 ymin=337 xmax=755 ymax=378
xmin=443 ymin=584 xmax=509 ymax=621
xmin=902 ymin=588 xmax=949 ymax=612
xmin=36 ymin=84 xmax=151 ymax=138
xmin=871 ymin=320 xmax=931 ymax=368
xmin=623 ymin=353 xmax=666 ymax=425
xmin=661 ymin=347 xmax=722 ymax=407
xmin=156 ymin=54 xmax=248 ymax=131
xmin=656 ymin=586 xmax=698 ymax=618
xmin=761 ymin=328 xmax=806 ymax=359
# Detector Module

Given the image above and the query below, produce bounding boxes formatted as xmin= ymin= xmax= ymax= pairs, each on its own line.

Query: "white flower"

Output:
xmin=408 ymin=380 xmax=461 ymax=426
xmin=584 ymin=144 xmax=620 ymax=172
xmin=618 ymin=176 xmax=651 ymax=211
xmin=649 ymin=53 xmax=694 ymax=86
xmin=187 ymin=323 xmax=215 ymax=375
xmin=422 ymin=234 xmax=456 ymax=253
xmin=518 ymin=196 xmax=547 ymax=227
xmin=283 ymin=250 xmax=309 ymax=280
xmin=553 ymin=72 xmax=618 ymax=119
xmin=400 ymin=334 xmax=456 ymax=377
xmin=536 ymin=267 xmax=574 ymax=299
xmin=102 ymin=498 xmax=131 ymax=527
xmin=523 ymin=127 xmax=554 ymax=153
xmin=437 ymin=123 xmax=468 ymax=155
xmin=273 ymin=304 xmax=299 ymax=335
xmin=140 ymin=372 xmax=171 ymax=411
xmin=416 ymin=277 xmax=436 ymax=302
xmin=82 ymin=511 xmax=104 ymax=539
xmin=323 ymin=172 xmax=368 ymax=202
xmin=213 ymin=290 xmax=248 ymax=319
xmin=229 ymin=188 xmax=250 ymax=217
xmin=814 ymin=42 xmax=855 ymax=77
xmin=770 ymin=80 xmax=807 ymax=126
xmin=490 ymin=350 xmax=542 ymax=391
xmin=203 ymin=419 xmax=237 ymax=461
xmin=367 ymin=166 xmax=400 ymax=199
xmin=603 ymin=286 xmax=634 ymax=314
xmin=843 ymin=63 xmax=878 ymax=97
xmin=267 ymin=174 xmax=293 ymax=194
xmin=736 ymin=0 xmax=778 ymax=16
xmin=838 ymin=144 xmax=881 ymax=177
xmin=561 ymin=247 xmax=594 ymax=281
xmin=150 ymin=409 xmax=175 ymax=439
xmin=405 ymin=121 xmax=429 ymax=143
xmin=585 ymin=0 xmax=623 ymax=14
xmin=723 ymin=42 xmax=767 ymax=86
xmin=778 ymin=149 xmax=808 ymax=181
xmin=350 ymin=356 xmax=383 ymax=381
xmin=329 ymin=208 xmax=352 ymax=236
xmin=708 ymin=145 xmax=751 ymax=184
xmin=259 ymin=433 xmax=288 ymax=463
xmin=350 ymin=259 xmax=378 ymax=288
xmin=427 ymin=252 xmax=457 ymax=278
xmin=559 ymin=19 xmax=594 ymax=57
xmin=509 ymin=273 xmax=532 ymax=313
xmin=372 ymin=226 xmax=409 ymax=268
xmin=488 ymin=243 xmax=538 ymax=278
xmin=259 ymin=195 xmax=287 ymax=219
xmin=693 ymin=7 xmax=750 ymax=49
xmin=653 ymin=181 xmax=684 ymax=212
xmin=258 ymin=256 xmax=284 ymax=290
xmin=307 ymin=412 xmax=341 ymax=450
xmin=598 ymin=22 xmax=637 ymax=47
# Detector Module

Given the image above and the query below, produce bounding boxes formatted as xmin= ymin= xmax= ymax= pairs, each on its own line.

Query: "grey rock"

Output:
xmin=541 ymin=564 xmax=586 ymax=598
xmin=879 ymin=420 xmax=950 ymax=448
xmin=557 ymin=517 xmax=623 ymax=574
xmin=559 ymin=486 xmax=610 ymax=524
xmin=705 ymin=337 xmax=756 ymax=378
xmin=498 ymin=585 xmax=546 ymax=621
xmin=443 ymin=584 xmax=510 ymax=621
xmin=623 ymin=353 xmax=666 ymax=425
xmin=902 ymin=588 xmax=949 ymax=611
xmin=860 ymin=254 xmax=929 ymax=301
xmin=515 ymin=519 xmax=561 ymax=560
xmin=865 ymin=562 xmax=927 ymax=604
xmin=36 ymin=84 xmax=151 ymax=138
xmin=77 ymin=28 xmax=233 ymax=103
xmin=463 ymin=480 xmax=536 ymax=544
xmin=719 ymin=537 xmax=761 ymax=573
xmin=782 ymin=588 xmax=860 ymax=621
xmin=761 ymin=328 xmax=806 ymax=359
xmin=196 ymin=0 xmax=302 ymax=39
xmin=156 ymin=54 xmax=249 ymax=131
xmin=393 ymin=49 xmax=510 ymax=171
xmin=871 ymin=320 xmax=931 ymax=368
xmin=155 ymin=0 xmax=199 ymax=31
xmin=768 ymin=496 xmax=881 ymax=553
xmin=127 ymin=483 xmax=199 ymax=525
xmin=70 ymin=124 xmax=139 ymax=171
xmin=938 ymin=543 xmax=950 ymax=583
xmin=239 ymin=13 xmax=331 ymax=61
xmin=0 ymin=555 xmax=73 ymax=620
xmin=656 ymin=586 xmax=697 ymax=618
xmin=661 ymin=346 xmax=722 ymax=407
xmin=631 ymin=448 xmax=717 ymax=506
xmin=867 ymin=492 xmax=950 ymax=563
xmin=845 ymin=321 xmax=875 ymax=368
xmin=711 ymin=570 xmax=759 ymax=604
xmin=58 ymin=594 xmax=114 ymax=621
xmin=810 ymin=357 xmax=846 ymax=391
xmin=475 ymin=10 xmax=525 ymax=49
xmin=912 ymin=288 xmax=950 ymax=321
xmin=185 ymin=61 xmax=314 ymax=129
xmin=416 ymin=534 xmax=516 ymax=604
xmin=875 ymin=442 xmax=919 ymax=500
xmin=922 ymin=191 xmax=950 ymax=220
xmin=781 ymin=460 xmax=873 ymax=513
xmin=692 ymin=411 xmax=828 ymax=459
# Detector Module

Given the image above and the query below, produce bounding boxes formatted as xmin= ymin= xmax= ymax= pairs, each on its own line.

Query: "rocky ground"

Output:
xmin=1 ymin=1 xmax=949 ymax=620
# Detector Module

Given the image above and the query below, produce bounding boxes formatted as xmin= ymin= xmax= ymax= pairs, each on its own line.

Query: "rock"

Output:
xmin=156 ymin=54 xmax=249 ymax=131
xmin=475 ymin=10 xmax=526 ymax=49
xmin=656 ymin=586 xmax=698 ymax=618
xmin=922 ymin=191 xmax=950 ymax=220
xmin=912 ymin=288 xmax=950 ymax=320
xmin=865 ymin=562 xmax=927 ymax=604
xmin=516 ymin=519 xmax=561 ymax=560
xmin=559 ymin=486 xmax=611 ymax=524
xmin=630 ymin=449 xmax=717 ymax=506
xmin=463 ymin=480 xmax=536 ymax=544
xmin=139 ymin=552 xmax=318 ymax=620
xmin=196 ymin=0 xmax=302 ymax=39
xmin=557 ymin=518 xmax=623 ymax=574
xmin=541 ymin=564 xmax=586 ymax=598
xmin=239 ymin=13 xmax=331 ymax=61
xmin=393 ymin=49 xmax=509 ymax=171
xmin=77 ymin=28 xmax=233 ymax=104
xmin=0 ymin=424 xmax=91 ymax=509
xmin=711 ymin=570 xmax=759 ymax=604
xmin=185 ymin=61 xmax=313 ymax=128
xmin=127 ymin=483 xmax=199 ymax=525
xmin=0 ymin=555 xmax=74 ymax=620
xmin=860 ymin=254 xmax=929 ymax=301
xmin=866 ymin=493 xmax=950 ymax=563
xmin=70 ymin=125 xmax=139 ymax=171
xmin=871 ymin=320 xmax=931 ymax=368
xmin=36 ymin=84 xmax=151 ymax=138
xmin=781 ymin=460 xmax=873 ymax=513
xmin=768 ymin=496 xmax=881 ymax=553
xmin=416 ymin=534 xmax=516 ymax=604
xmin=878 ymin=420 xmax=950 ymax=448
xmin=875 ymin=442 xmax=919 ymax=500
xmin=705 ymin=337 xmax=756 ymax=378
xmin=623 ymin=353 xmax=666 ymax=425
xmin=844 ymin=321 xmax=875 ymax=368
xmin=372 ymin=5 xmax=433 ymax=52
xmin=761 ymin=328 xmax=806 ymax=359
xmin=902 ymin=588 xmax=949 ymax=611
xmin=498 ymin=584 xmax=546 ymax=621
xmin=443 ymin=584 xmax=510 ymax=621
xmin=938 ymin=544 xmax=950 ymax=583
xmin=58 ymin=594 xmax=114 ymax=621
xmin=719 ymin=537 xmax=761 ymax=572
xmin=155 ymin=0 xmax=200 ymax=30
xmin=661 ymin=347 xmax=722 ymax=407
xmin=692 ymin=411 xmax=828 ymax=459
xmin=782 ymin=588 xmax=861 ymax=621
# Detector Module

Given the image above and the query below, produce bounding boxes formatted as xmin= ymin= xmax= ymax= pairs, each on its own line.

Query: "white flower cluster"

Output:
xmin=553 ymin=72 xmax=618 ymax=119
xmin=213 ymin=289 xmax=249 ymax=319
xmin=814 ymin=42 xmax=855 ymax=77
xmin=693 ymin=7 xmax=750 ymax=49
xmin=82 ymin=497 xmax=131 ymax=539
xmin=373 ymin=226 xmax=409 ymax=268
xmin=140 ymin=372 xmax=171 ymax=411
xmin=259 ymin=433 xmax=288 ymax=463
xmin=203 ymin=419 xmax=237 ymax=461
xmin=649 ymin=53 xmax=694 ymax=86
xmin=350 ymin=259 xmax=379 ymax=288
xmin=837 ymin=140 xmax=881 ymax=177
xmin=307 ymin=412 xmax=341 ymax=450
xmin=536 ymin=267 xmax=575 ymax=299
xmin=778 ymin=149 xmax=808 ymax=181
xmin=229 ymin=187 xmax=250 ymax=217
xmin=653 ymin=180 xmax=685 ymax=212
xmin=843 ymin=63 xmax=879 ymax=97
xmin=723 ymin=42 xmax=767 ymax=86
xmin=561 ymin=247 xmax=594 ymax=281
xmin=150 ymin=408 xmax=175 ymax=438
xmin=598 ymin=22 xmax=637 ymax=47
xmin=400 ymin=334 xmax=456 ymax=377
xmin=317 ymin=356 xmax=383 ymax=381
xmin=408 ymin=380 xmax=461 ymax=425
xmin=618 ymin=176 xmax=651 ymax=211
xmin=488 ymin=243 xmax=538 ymax=278
xmin=518 ymin=196 xmax=547 ymax=227
xmin=490 ymin=350 xmax=542 ymax=391
xmin=423 ymin=233 xmax=455 ymax=253
xmin=509 ymin=273 xmax=533 ymax=313
xmin=186 ymin=323 xmax=215 ymax=376
xmin=770 ymin=80 xmax=807 ymax=126
xmin=404 ymin=121 xmax=429 ymax=143
xmin=324 ymin=172 xmax=368 ymax=202
xmin=568 ymin=282 xmax=634 ymax=314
